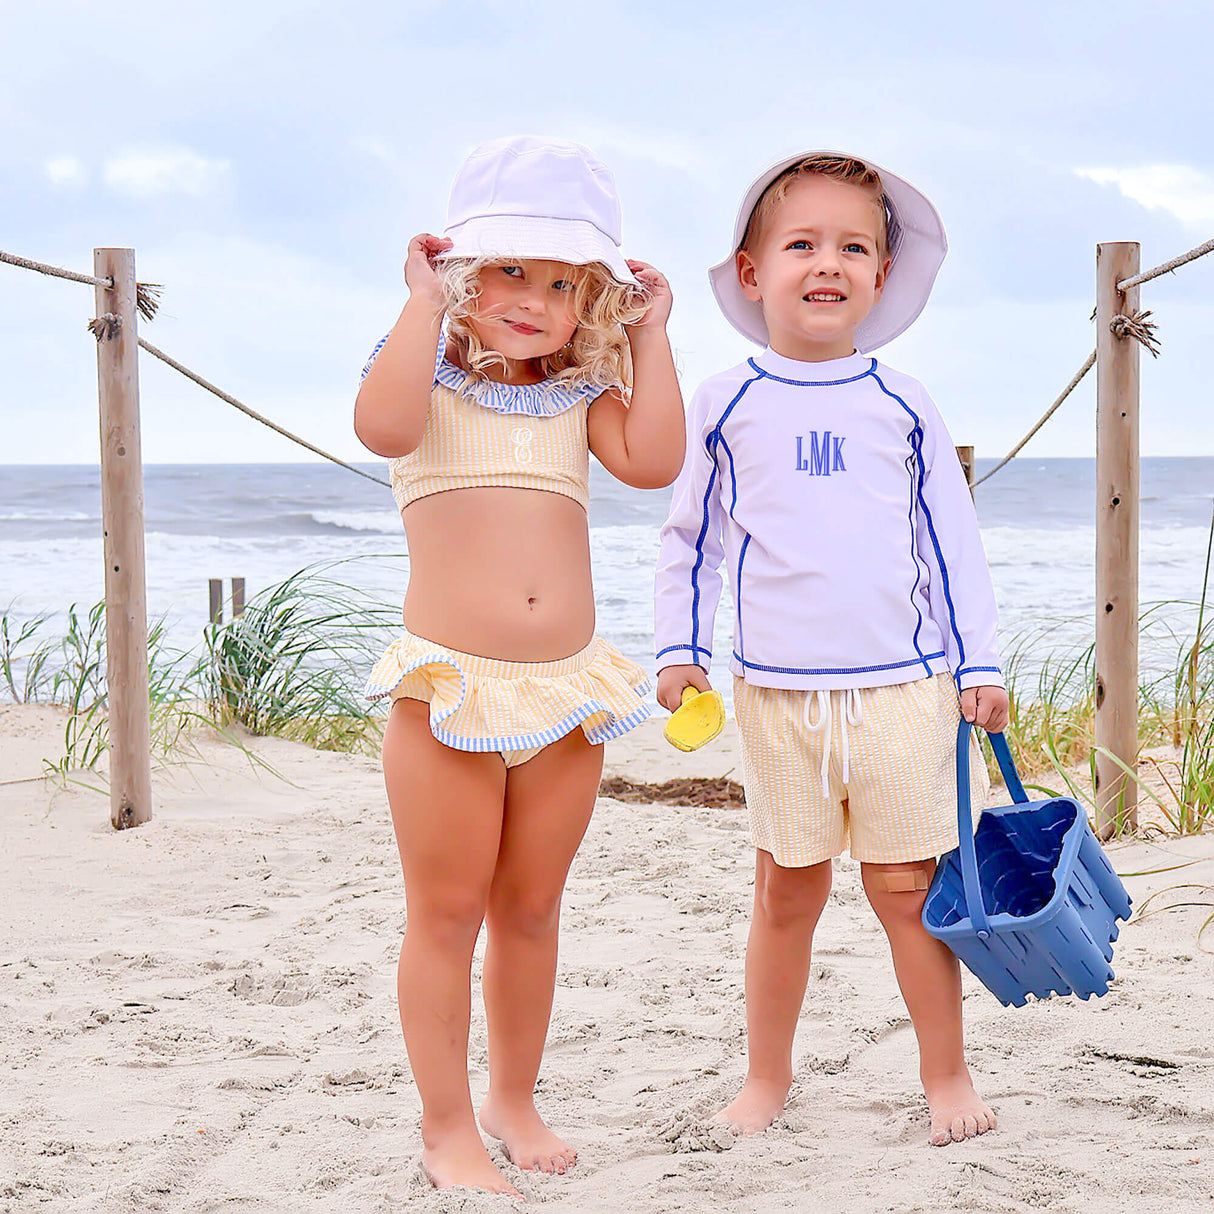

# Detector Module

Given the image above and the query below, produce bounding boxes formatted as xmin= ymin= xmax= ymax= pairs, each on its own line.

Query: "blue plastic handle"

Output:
xmin=955 ymin=721 xmax=1029 ymax=939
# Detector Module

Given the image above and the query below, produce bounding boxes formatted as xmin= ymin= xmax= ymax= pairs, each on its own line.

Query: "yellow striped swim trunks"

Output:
xmin=366 ymin=629 xmax=651 ymax=767
xmin=732 ymin=673 xmax=989 ymax=867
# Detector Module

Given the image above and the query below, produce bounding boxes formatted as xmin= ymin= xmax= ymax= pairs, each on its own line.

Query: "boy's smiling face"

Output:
xmin=736 ymin=175 xmax=890 ymax=362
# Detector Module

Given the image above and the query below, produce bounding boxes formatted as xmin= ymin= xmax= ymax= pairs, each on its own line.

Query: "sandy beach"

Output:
xmin=2 ymin=702 xmax=1213 ymax=1213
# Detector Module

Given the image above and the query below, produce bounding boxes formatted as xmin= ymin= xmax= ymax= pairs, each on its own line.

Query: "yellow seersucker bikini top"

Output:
xmin=363 ymin=335 xmax=607 ymax=514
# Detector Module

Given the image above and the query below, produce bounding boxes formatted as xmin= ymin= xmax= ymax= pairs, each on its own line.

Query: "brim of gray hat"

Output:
xmin=708 ymin=152 xmax=947 ymax=353
xmin=437 ymin=215 xmax=639 ymax=286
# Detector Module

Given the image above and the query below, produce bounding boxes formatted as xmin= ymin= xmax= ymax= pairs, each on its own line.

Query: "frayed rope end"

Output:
xmin=1110 ymin=309 xmax=1162 ymax=358
xmin=135 ymin=282 xmax=162 ymax=322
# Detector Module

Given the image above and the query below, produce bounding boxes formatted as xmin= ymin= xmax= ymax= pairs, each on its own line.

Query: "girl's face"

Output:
xmin=467 ymin=260 xmax=581 ymax=366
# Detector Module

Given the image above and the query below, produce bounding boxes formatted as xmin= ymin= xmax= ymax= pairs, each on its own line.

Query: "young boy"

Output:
xmin=654 ymin=152 xmax=1009 ymax=1147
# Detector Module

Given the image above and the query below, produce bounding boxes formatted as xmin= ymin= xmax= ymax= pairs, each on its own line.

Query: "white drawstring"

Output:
xmin=803 ymin=689 xmax=832 ymax=797
xmin=803 ymin=688 xmax=864 ymax=797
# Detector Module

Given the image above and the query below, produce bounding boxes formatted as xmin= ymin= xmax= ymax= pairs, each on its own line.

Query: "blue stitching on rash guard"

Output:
xmin=871 ymin=370 xmax=968 ymax=672
xmin=732 ymin=651 xmax=947 ymax=677
xmin=747 ymin=357 xmax=877 ymax=387
xmin=687 ymin=461 xmax=720 ymax=661
xmin=718 ymin=433 xmax=740 ymax=517
xmin=901 ymin=445 xmax=932 ymax=676
xmin=687 ymin=371 xmax=763 ymax=659
xmin=657 ymin=643 xmax=712 ymax=662
xmin=735 ymin=531 xmax=752 ymax=666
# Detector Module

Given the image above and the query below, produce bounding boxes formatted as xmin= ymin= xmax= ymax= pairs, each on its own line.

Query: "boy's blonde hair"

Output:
xmin=740 ymin=154 xmax=897 ymax=260
xmin=438 ymin=257 xmax=648 ymax=391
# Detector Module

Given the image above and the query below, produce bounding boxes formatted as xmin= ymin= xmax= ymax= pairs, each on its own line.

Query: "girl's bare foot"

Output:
xmin=710 ymin=1075 xmax=791 ymax=1135
xmin=480 ymin=1096 xmax=578 ymax=1174
xmin=421 ymin=1122 xmax=522 ymax=1197
xmin=923 ymin=1073 xmax=997 ymax=1145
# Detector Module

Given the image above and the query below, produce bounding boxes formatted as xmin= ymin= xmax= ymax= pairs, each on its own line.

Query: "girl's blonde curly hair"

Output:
xmin=437 ymin=257 xmax=649 ymax=392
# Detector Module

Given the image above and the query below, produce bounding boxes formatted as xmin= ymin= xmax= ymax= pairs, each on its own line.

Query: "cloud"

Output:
xmin=45 ymin=155 xmax=87 ymax=186
xmin=1075 ymin=164 xmax=1214 ymax=228
xmin=103 ymin=147 xmax=232 ymax=199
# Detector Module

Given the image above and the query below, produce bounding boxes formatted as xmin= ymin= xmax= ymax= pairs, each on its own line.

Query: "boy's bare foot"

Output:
xmin=710 ymin=1076 xmax=791 ymax=1135
xmin=479 ymin=1096 xmax=577 ymax=1174
xmin=421 ymin=1123 xmax=522 ymax=1197
xmin=923 ymin=1073 xmax=997 ymax=1146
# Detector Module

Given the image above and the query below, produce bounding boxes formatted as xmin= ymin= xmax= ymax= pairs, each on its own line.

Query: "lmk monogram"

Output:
xmin=795 ymin=432 xmax=847 ymax=476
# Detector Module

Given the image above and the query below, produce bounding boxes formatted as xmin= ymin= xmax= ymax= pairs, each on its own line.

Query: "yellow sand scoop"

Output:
xmin=664 ymin=685 xmax=725 ymax=752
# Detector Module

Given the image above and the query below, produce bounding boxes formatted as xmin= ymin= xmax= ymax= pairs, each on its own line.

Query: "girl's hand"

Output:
xmin=656 ymin=664 xmax=711 ymax=713
xmin=961 ymin=685 xmax=1010 ymax=733
xmin=404 ymin=233 xmax=453 ymax=313
xmin=624 ymin=259 xmax=673 ymax=330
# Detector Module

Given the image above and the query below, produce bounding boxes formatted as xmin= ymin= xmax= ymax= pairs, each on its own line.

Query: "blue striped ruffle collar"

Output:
xmin=361 ymin=330 xmax=607 ymax=417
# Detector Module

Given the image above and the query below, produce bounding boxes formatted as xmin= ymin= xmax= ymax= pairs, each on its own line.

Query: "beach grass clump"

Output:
xmin=2 ymin=571 xmax=398 ymax=773
xmin=201 ymin=566 xmax=397 ymax=756
xmin=1000 ymin=607 xmax=1213 ymax=833
xmin=1000 ymin=510 xmax=1213 ymax=835
xmin=0 ymin=610 xmax=55 ymax=702
xmin=2 ymin=564 xmax=400 ymax=773
xmin=1133 ymin=534 xmax=1214 ymax=834
xmin=1 ymin=602 xmax=204 ymax=776
xmin=1002 ymin=632 xmax=1096 ymax=781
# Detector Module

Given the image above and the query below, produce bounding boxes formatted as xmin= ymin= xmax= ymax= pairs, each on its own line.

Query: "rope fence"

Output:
xmin=972 ymin=350 xmax=1095 ymax=488
xmin=2 ymin=234 xmax=1212 ymax=490
xmin=1118 ymin=237 xmax=1214 ymax=292
xmin=1 ymin=250 xmax=163 ymax=321
xmin=1 ymin=246 xmax=383 ymax=487
xmin=1 ymin=248 xmax=111 ymax=289
xmin=135 ymin=338 xmax=388 ymax=488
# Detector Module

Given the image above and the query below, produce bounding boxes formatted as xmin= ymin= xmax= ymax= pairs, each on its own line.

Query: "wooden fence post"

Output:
xmin=208 ymin=578 xmax=245 ymax=623
xmin=956 ymin=445 xmax=975 ymax=496
xmin=1094 ymin=242 xmax=1140 ymax=838
xmin=94 ymin=249 xmax=153 ymax=830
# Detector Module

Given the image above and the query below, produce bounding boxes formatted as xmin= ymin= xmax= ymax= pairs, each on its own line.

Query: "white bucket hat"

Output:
xmin=437 ymin=135 xmax=639 ymax=286
xmin=709 ymin=150 xmax=947 ymax=352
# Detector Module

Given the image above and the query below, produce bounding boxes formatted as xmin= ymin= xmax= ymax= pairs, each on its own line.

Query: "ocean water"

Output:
xmin=1 ymin=458 xmax=1211 ymax=707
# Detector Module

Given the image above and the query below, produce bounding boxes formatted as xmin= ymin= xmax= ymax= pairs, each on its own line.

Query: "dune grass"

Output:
xmin=1 ymin=563 xmax=398 ymax=776
xmin=202 ymin=566 xmax=397 ymax=756
xmin=1 ymin=601 xmax=202 ymax=780
xmin=3 ymin=537 xmax=1211 ymax=834
xmin=999 ymin=508 xmax=1214 ymax=834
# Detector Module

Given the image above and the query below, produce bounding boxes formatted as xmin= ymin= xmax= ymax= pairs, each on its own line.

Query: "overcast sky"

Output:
xmin=3 ymin=0 xmax=1213 ymax=464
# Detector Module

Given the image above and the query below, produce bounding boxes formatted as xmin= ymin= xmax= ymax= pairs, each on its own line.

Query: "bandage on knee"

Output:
xmin=881 ymin=867 xmax=931 ymax=893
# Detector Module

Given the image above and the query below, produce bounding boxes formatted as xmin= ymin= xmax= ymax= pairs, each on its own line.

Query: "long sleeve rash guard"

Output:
xmin=654 ymin=347 xmax=1004 ymax=692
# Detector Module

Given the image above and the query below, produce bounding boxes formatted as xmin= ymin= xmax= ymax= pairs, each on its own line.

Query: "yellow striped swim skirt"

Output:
xmin=365 ymin=629 xmax=651 ymax=767
xmin=732 ymin=673 xmax=989 ymax=867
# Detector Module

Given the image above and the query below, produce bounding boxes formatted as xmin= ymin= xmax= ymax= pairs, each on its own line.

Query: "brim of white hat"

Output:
xmin=708 ymin=152 xmax=947 ymax=353
xmin=437 ymin=215 xmax=639 ymax=286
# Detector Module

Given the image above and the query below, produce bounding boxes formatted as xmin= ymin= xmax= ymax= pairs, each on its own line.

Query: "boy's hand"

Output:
xmin=657 ymin=664 xmax=711 ymax=713
xmin=403 ymin=233 xmax=452 ymax=313
xmin=624 ymin=260 xmax=673 ymax=329
xmin=961 ymin=685 xmax=1010 ymax=733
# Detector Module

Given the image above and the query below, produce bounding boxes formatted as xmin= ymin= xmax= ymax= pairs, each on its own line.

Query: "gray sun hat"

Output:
xmin=708 ymin=150 xmax=947 ymax=352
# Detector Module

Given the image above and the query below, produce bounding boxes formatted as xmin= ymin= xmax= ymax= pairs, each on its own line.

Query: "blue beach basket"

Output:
xmin=921 ymin=721 xmax=1132 ymax=1008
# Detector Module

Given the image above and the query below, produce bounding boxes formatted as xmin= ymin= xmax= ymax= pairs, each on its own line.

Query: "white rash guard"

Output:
xmin=654 ymin=346 xmax=1005 ymax=692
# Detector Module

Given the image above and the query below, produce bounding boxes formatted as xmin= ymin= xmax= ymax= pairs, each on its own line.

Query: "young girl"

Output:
xmin=354 ymin=136 xmax=684 ymax=1198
